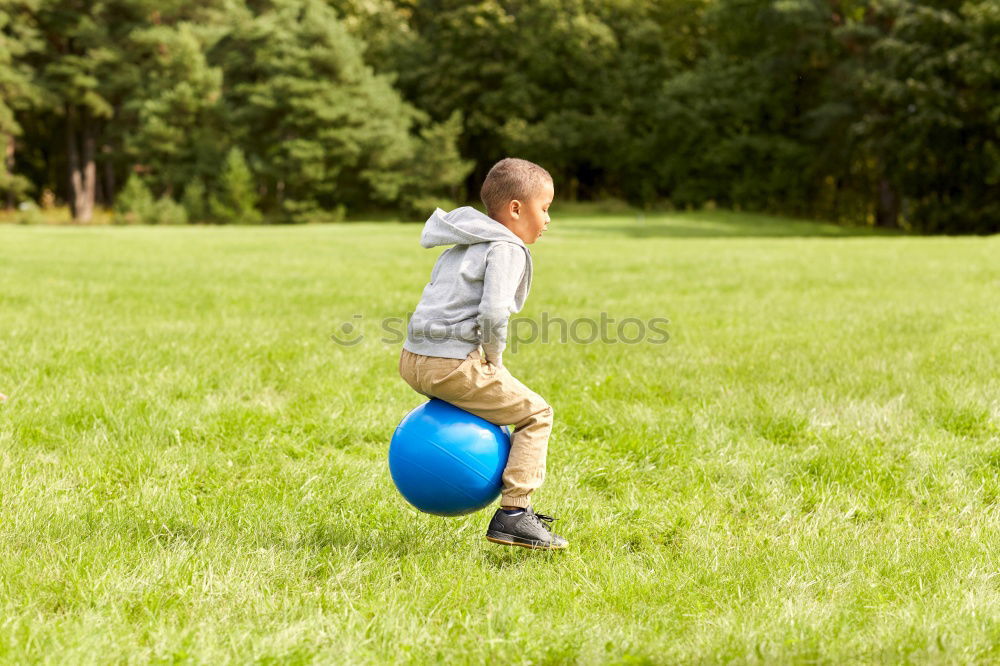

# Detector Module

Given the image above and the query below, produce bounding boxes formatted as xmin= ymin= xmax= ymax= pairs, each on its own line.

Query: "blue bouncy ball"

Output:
xmin=389 ymin=399 xmax=511 ymax=516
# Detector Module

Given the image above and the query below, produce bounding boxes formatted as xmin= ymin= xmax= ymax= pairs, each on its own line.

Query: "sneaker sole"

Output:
xmin=485 ymin=530 xmax=568 ymax=551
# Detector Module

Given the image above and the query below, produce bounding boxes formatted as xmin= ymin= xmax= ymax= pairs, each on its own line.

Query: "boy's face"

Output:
xmin=499 ymin=180 xmax=554 ymax=245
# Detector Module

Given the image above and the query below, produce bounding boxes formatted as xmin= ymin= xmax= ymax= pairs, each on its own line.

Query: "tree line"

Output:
xmin=1 ymin=0 xmax=997 ymax=232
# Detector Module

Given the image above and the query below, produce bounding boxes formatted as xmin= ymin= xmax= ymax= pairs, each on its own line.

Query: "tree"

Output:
xmin=830 ymin=0 xmax=1000 ymax=232
xmin=1 ymin=0 xmax=995 ymax=230
xmin=11 ymin=0 xmax=229 ymax=221
xmin=19 ymin=0 xmax=133 ymax=221
xmin=208 ymin=147 xmax=260 ymax=224
xmin=119 ymin=19 xmax=225 ymax=200
xmin=0 ymin=0 xmax=43 ymax=208
xmin=208 ymin=0 xmax=468 ymax=220
xmin=385 ymin=0 xmax=704 ymax=200
xmin=181 ymin=176 xmax=207 ymax=222
xmin=112 ymin=172 xmax=153 ymax=224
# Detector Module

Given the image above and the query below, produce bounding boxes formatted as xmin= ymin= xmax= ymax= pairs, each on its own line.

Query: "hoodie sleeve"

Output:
xmin=477 ymin=243 xmax=527 ymax=367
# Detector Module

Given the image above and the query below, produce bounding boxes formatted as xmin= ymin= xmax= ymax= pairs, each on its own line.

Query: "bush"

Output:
xmin=14 ymin=201 xmax=45 ymax=225
xmin=112 ymin=175 xmax=189 ymax=224
xmin=209 ymin=148 xmax=261 ymax=224
xmin=393 ymin=112 xmax=474 ymax=218
xmin=151 ymin=196 xmax=188 ymax=225
xmin=113 ymin=175 xmax=155 ymax=224
xmin=181 ymin=178 xmax=208 ymax=223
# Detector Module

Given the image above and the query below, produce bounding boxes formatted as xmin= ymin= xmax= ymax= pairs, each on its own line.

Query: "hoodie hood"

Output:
xmin=418 ymin=206 xmax=533 ymax=317
xmin=420 ymin=206 xmax=526 ymax=248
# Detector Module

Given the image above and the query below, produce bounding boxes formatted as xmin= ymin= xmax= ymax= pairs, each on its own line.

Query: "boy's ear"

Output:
xmin=509 ymin=199 xmax=522 ymax=218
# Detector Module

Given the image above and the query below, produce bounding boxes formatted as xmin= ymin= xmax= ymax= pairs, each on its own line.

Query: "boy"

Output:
xmin=398 ymin=157 xmax=567 ymax=550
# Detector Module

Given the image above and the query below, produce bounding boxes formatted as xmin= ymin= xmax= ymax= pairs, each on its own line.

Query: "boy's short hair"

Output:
xmin=480 ymin=158 xmax=552 ymax=217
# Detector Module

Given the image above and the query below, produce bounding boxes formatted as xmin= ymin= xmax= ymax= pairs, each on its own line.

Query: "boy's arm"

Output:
xmin=477 ymin=244 xmax=527 ymax=368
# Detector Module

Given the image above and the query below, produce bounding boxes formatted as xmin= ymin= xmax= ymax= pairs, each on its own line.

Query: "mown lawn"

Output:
xmin=1 ymin=212 xmax=998 ymax=663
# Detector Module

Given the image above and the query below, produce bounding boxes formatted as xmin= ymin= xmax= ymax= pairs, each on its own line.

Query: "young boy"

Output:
xmin=398 ymin=157 xmax=567 ymax=550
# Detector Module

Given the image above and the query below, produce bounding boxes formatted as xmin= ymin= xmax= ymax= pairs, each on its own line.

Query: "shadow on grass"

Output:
xmin=480 ymin=546 xmax=568 ymax=569
xmin=562 ymin=210 xmax=900 ymax=239
xmin=297 ymin=524 xmax=568 ymax=564
xmin=293 ymin=522 xmax=433 ymax=559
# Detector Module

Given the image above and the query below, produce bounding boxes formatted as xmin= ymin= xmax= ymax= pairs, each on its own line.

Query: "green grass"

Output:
xmin=1 ymin=211 xmax=998 ymax=663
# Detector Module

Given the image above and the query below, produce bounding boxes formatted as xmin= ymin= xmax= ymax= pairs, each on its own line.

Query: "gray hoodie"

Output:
xmin=403 ymin=206 xmax=533 ymax=367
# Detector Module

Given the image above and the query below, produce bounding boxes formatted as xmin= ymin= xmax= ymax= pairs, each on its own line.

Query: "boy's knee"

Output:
xmin=537 ymin=403 xmax=554 ymax=426
xmin=512 ymin=400 xmax=552 ymax=431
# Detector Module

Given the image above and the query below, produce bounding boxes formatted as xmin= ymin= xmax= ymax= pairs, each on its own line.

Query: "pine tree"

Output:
xmin=113 ymin=173 xmax=154 ymax=224
xmin=181 ymin=177 xmax=207 ymax=223
xmin=122 ymin=20 xmax=225 ymax=200
xmin=0 ymin=1 xmax=43 ymax=209
xmin=209 ymin=147 xmax=261 ymax=224
xmin=210 ymin=0 xmax=467 ymax=220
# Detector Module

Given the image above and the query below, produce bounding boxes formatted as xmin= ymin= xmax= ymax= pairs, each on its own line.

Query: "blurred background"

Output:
xmin=0 ymin=0 xmax=996 ymax=232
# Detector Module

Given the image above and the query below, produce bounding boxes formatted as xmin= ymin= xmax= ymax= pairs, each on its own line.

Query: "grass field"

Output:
xmin=1 ymin=212 xmax=998 ymax=663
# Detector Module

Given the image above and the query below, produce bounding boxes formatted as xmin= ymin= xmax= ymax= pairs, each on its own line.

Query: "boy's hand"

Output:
xmin=476 ymin=345 xmax=501 ymax=369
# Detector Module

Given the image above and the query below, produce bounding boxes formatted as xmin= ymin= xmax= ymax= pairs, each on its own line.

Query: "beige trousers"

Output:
xmin=398 ymin=348 xmax=552 ymax=509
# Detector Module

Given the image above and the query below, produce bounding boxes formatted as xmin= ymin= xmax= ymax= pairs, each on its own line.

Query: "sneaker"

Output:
xmin=485 ymin=506 xmax=568 ymax=550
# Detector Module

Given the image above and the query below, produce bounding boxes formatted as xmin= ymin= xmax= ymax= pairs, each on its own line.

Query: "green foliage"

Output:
xmin=13 ymin=199 xmax=43 ymax=224
xmin=389 ymin=0 xmax=691 ymax=196
xmin=382 ymin=0 xmax=996 ymax=231
xmin=113 ymin=173 xmax=187 ymax=224
xmin=205 ymin=0 xmax=468 ymax=221
xmin=112 ymin=173 xmax=154 ymax=224
xmin=122 ymin=21 xmax=226 ymax=198
xmin=624 ymin=0 xmax=828 ymax=212
xmin=181 ymin=177 xmax=207 ymax=222
xmin=387 ymin=110 xmax=473 ymax=216
xmin=0 ymin=134 xmax=33 ymax=202
xmin=208 ymin=147 xmax=260 ymax=224
xmin=831 ymin=0 xmax=1000 ymax=232
xmin=0 ymin=1 xmax=43 ymax=202
xmin=151 ymin=195 xmax=188 ymax=225
xmin=0 ymin=0 xmax=996 ymax=230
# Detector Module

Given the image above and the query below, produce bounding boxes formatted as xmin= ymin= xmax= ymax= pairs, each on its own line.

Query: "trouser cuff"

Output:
xmin=500 ymin=494 xmax=532 ymax=509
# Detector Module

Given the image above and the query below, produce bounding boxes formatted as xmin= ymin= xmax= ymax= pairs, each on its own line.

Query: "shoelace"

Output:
xmin=530 ymin=511 xmax=558 ymax=531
